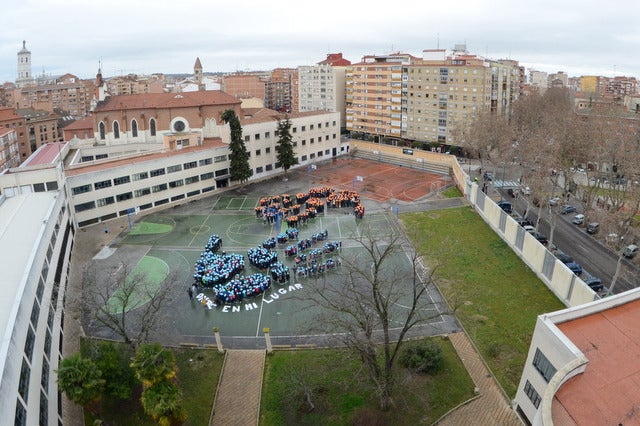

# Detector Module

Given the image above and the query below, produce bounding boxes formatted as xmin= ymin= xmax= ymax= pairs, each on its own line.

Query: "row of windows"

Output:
xmin=74 ymin=171 xmax=225 ymax=213
xmin=243 ymin=122 xmax=338 ymax=142
xmin=71 ymin=157 xmax=223 ymax=195
xmin=98 ymin=118 xmax=156 ymax=140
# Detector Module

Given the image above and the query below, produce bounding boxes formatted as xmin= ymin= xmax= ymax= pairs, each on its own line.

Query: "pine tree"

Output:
xmin=275 ymin=118 xmax=298 ymax=177
xmin=222 ymin=109 xmax=252 ymax=184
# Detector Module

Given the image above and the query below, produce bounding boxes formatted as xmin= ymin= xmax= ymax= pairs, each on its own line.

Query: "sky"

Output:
xmin=1 ymin=0 xmax=639 ymax=84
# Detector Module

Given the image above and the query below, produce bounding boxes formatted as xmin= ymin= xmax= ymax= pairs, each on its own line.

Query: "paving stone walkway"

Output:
xmin=210 ymin=349 xmax=266 ymax=426
xmin=435 ymin=332 xmax=522 ymax=426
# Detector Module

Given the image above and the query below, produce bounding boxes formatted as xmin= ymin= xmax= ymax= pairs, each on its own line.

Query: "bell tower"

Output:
xmin=16 ymin=40 xmax=33 ymax=88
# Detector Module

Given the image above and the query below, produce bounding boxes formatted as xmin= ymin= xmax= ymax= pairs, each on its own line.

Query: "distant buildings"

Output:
xmin=0 ymin=128 xmax=19 ymax=172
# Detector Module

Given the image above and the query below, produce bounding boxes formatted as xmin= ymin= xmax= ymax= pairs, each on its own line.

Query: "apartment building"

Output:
xmin=16 ymin=108 xmax=64 ymax=161
xmin=0 ymin=107 xmax=27 ymax=160
xmin=105 ymin=73 xmax=165 ymax=96
xmin=0 ymin=128 xmax=20 ymax=172
xmin=265 ymin=68 xmax=297 ymax=112
xmin=402 ymin=46 xmax=521 ymax=145
xmin=220 ymin=73 xmax=267 ymax=100
xmin=298 ymin=53 xmax=350 ymax=130
xmin=13 ymin=73 xmax=96 ymax=118
xmin=346 ymin=53 xmax=415 ymax=141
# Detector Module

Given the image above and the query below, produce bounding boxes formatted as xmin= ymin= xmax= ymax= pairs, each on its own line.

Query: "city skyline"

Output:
xmin=1 ymin=0 xmax=639 ymax=83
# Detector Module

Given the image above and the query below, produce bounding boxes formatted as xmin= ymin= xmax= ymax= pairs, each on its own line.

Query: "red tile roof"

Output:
xmin=94 ymin=90 xmax=240 ymax=111
xmin=21 ymin=142 xmax=67 ymax=167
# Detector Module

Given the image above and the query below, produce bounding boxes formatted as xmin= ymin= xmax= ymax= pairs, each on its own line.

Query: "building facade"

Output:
xmin=13 ymin=74 xmax=96 ymax=118
xmin=16 ymin=109 xmax=64 ymax=161
xmin=265 ymin=68 xmax=297 ymax=112
xmin=16 ymin=41 xmax=33 ymax=88
xmin=298 ymin=53 xmax=350 ymax=130
xmin=220 ymin=73 xmax=267 ymax=100
xmin=346 ymin=53 xmax=414 ymax=141
xmin=0 ymin=128 xmax=20 ymax=172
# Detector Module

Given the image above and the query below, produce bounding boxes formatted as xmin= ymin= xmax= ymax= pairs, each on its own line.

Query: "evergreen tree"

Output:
xmin=57 ymin=353 xmax=105 ymax=408
xmin=222 ymin=109 xmax=252 ymax=184
xmin=275 ymin=118 xmax=298 ymax=177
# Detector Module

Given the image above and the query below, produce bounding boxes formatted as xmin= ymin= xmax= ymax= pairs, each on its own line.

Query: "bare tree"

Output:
xmin=82 ymin=258 xmax=176 ymax=348
xmin=301 ymin=222 xmax=446 ymax=411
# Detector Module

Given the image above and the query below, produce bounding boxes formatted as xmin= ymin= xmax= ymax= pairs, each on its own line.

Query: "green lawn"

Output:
xmin=441 ymin=185 xmax=463 ymax=198
xmin=260 ymin=336 xmax=475 ymax=425
xmin=401 ymin=207 xmax=566 ymax=397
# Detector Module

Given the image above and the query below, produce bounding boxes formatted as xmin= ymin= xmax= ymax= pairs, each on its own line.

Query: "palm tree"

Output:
xmin=57 ymin=353 xmax=105 ymax=410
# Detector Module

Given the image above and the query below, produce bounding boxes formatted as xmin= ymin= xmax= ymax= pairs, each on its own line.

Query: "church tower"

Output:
xmin=194 ymin=57 xmax=204 ymax=90
xmin=16 ymin=40 xmax=33 ymax=88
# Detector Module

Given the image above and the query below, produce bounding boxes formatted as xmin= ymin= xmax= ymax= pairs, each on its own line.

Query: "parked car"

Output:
xmin=497 ymin=200 xmax=512 ymax=214
xmin=516 ymin=217 xmax=534 ymax=227
xmin=531 ymin=231 xmax=548 ymax=245
xmin=559 ymin=205 xmax=576 ymax=214
xmin=555 ymin=250 xmax=574 ymax=264
xmin=484 ymin=171 xmax=493 ymax=181
xmin=586 ymin=222 xmax=600 ymax=234
xmin=566 ymin=261 xmax=583 ymax=275
xmin=623 ymin=244 xmax=639 ymax=259
xmin=521 ymin=186 xmax=531 ymax=196
xmin=583 ymin=275 xmax=604 ymax=292
xmin=523 ymin=225 xmax=536 ymax=233
xmin=572 ymin=214 xmax=585 ymax=225
xmin=549 ymin=197 xmax=561 ymax=206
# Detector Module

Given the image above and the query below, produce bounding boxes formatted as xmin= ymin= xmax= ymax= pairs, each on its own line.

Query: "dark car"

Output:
xmin=484 ymin=171 xmax=493 ymax=181
xmin=497 ymin=200 xmax=513 ymax=214
xmin=584 ymin=276 xmax=604 ymax=292
xmin=586 ymin=222 xmax=600 ymax=234
xmin=507 ymin=188 xmax=519 ymax=198
xmin=555 ymin=251 xmax=574 ymax=264
xmin=531 ymin=231 xmax=548 ymax=245
xmin=559 ymin=205 xmax=576 ymax=215
xmin=566 ymin=261 xmax=583 ymax=275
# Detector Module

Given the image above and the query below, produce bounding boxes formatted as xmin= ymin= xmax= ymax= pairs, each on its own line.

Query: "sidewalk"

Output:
xmin=210 ymin=350 xmax=266 ymax=426
xmin=435 ymin=332 xmax=522 ymax=426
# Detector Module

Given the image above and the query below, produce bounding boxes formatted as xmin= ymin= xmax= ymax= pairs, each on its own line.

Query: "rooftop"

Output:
xmin=94 ymin=90 xmax=240 ymax=111
xmin=0 ymin=193 xmax=57 ymax=371
xmin=20 ymin=142 xmax=67 ymax=167
xmin=554 ymin=297 xmax=640 ymax=425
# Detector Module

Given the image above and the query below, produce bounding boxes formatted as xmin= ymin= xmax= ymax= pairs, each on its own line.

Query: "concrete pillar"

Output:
xmin=213 ymin=327 xmax=224 ymax=353
xmin=263 ymin=327 xmax=273 ymax=353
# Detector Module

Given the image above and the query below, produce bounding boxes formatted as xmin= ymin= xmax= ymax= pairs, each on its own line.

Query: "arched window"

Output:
xmin=131 ymin=119 xmax=138 ymax=137
xmin=99 ymin=122 xmax=105 ymax=140
xmin=150 ymin=118 xmax=156 ymax=136
xmin=113 ymin=121 xmax=120 ymax=139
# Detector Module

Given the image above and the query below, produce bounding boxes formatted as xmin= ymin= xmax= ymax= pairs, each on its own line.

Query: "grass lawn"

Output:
xmin=401 ymin=207 xmax=566 ymax=397
xmin=441 ymin=185 xmax=463 ymax=198
xmin=260 ymin=336 xmax=475 ymax=425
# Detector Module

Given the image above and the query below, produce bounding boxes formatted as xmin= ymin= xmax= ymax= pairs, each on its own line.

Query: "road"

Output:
xmin=503 ymin=191 xmax=638 ymax=294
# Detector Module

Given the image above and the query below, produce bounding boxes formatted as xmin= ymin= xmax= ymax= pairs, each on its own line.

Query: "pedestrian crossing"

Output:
xmin=492 ymin=179 xmax=520 ymax=188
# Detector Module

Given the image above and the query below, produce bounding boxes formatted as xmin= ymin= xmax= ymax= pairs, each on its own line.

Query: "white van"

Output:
xmin=623 ymin=244 xmax=638 ymax=259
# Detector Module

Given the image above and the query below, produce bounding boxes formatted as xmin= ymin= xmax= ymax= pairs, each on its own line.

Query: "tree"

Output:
xmin=82 ymin=258 xmax=176 ymax=348
xmin=275 ymin=118 xmax=298 ymax=177
xmin=222 ymin=108 xmax=252 ymax=184
xmin=57 ymin=353 xmax=105 ymax=410
xmin=82 ymin=340 xmax=137 ymax=399
xmin=302 ymin=222 xmax=445 ymax=411
xmin=131 ymin=343 xmax=186 ymax=425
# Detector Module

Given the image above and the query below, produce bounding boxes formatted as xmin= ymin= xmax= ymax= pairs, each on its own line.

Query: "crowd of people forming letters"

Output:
xmin=190 ymin=187 xmax=363 ymax=306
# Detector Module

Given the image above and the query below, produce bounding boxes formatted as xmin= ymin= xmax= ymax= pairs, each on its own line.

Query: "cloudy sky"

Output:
xmin=1 ymin=0 xmax=639 ymax=84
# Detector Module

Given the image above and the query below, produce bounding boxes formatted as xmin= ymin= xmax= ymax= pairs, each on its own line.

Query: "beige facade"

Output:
xmin=105 ymin=74 xmax=165 ymax=96
xmin=16 ymin=109 xmax=63 ymax=161
xmin=346 ymin=53 xmax=412 ymax=140
xmin=0 ymin=128 xmax=20 ymax=172
xmin=298 ymin=63 xmax=348 ymax=129
xmin=13 ymin=74 xmax=95 ymax=118
xmin=220 ymin=73 xmax=267 ymax=100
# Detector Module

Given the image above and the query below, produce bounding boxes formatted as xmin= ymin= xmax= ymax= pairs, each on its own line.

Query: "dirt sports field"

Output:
xmin=79 ymin=156 xmax=460 ymax=348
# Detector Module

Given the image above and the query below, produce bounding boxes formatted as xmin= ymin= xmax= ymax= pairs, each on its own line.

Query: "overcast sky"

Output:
xmin=1 ymin=0 xmax=639 ymax=84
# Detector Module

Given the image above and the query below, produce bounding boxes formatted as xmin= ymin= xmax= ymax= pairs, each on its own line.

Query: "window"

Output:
xmin=132 ymin=171 xmax=148 ymax=181
xmin=184 ymin=161 xmax=197 ymax=170
xmin=199 ymin=158 xmax=212 ymax=166
xmin=116 ymin=192 xmax=133 ymax=202
xmin=215 ymin=169 xmax=228 ymax=177
xmin=152 ymin=183 xmax=168 ymax=193
xmin=39 ymin=390 xmax=48 ymax=426
xmin=254 ymin=133 xmax=260 ymax=140
xmin=301 ymin=126 xmax=306 ymax=131
xmin=200 ymin=172 xmax=214 ymax=180
xmin=256 ymin=166 xmax=263 ymax=173
xmin=533 ymin=349 xmax=557 ymax=382
xmin=244 ymin=135 xmax=250 ymax=142
xmin=113 ymin=121 xmax=120 ymax=139
xmin=310 ymin=124 xmax=314 ymax=130
xmin=41 ymin=357 xmax=49 ymax=390
xmin=94 ymin=179 xmax=112 ymax=190
xmin=265 ymin=147 xmax=270 ymax=154
xmin=214 ymin=155 xmax=227 ymax=163
xmin=131 ymin=119 xmax=138 ymax=137
xmin=255 ymin=149 xmax=261 ymax=156
xmin=134 ymin=188 xmax=151 ymax=197
xmin=302 ymin=140 xmax=306 ymax=146
xmin=292 ymin=127 xmax=297 ymax=133
xmin=265 ymin=131 xmax=270 ymax=138
xmin=46 ymin=181 xmax=58 ymax=191
xmin=75 ymin=201 xmax=96 ymax=212
xmin=96 ymin=196 xmax=115 ymax=207
xmin=266 ymin=164 xmax=273 ymax=171
xmin=150 ymin=118 xmax=156 ymax=136
xmin=33 ymin=183 xmax=45 ymax=192
xmin=185 ymin=175 xmax=199 ymax=184
xmin=30 ymin=301 xmax=40 ymax=328
xmin=43 ymin=329 xmax=51 ymax=358
xmin=114 ymin=175 xmax=130 ymax=185
xmin=173 ymin=120 xmax=186 ymax=132
xmin=524 ymin=380 xmax=541 ymax=408
xmin=169 ymin=179 xmax=184 ymax=188
xmin=310 ymin=138 xmax=314 ymax=144
xmin=18 ymin=359 xmax=30 ymax=402
xmin=150 ymin=168 xmax=165 ymax=177
xmin=71 ymin=184 xmax=92 ymax=195
xmin=167 ymin=164 xmax=182 ymax=173
xmin=99 ymin=122 xmax=105 ymax=140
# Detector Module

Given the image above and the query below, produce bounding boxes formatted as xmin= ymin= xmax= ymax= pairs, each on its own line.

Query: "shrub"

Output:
xmin=399 ymin=340 xmax=442 ymax=374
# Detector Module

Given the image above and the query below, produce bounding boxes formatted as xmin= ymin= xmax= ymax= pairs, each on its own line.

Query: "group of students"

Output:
xmin=213 ymin=273 xmax=272 ymax=304
xmin=248 ymin=246 xmax=279 ymax=269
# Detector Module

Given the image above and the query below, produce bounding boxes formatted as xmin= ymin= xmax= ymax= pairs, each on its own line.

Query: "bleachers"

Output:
xmin=353 ymin=148 xmax=451 ymax=175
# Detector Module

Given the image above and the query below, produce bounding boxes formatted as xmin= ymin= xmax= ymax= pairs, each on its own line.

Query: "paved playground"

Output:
xmin=81 ymin=157 xmax=461 ymax=348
